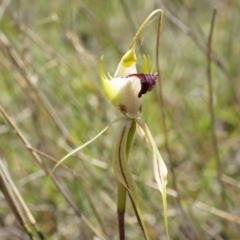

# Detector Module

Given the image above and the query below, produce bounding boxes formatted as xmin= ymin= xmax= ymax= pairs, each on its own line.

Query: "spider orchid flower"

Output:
xmin=52 ymin=9 xmax=169 ymax=240
xmin=100 ymin=49 xmax=157 ymax=119
xmin=100 ymin=46 xmax=168 ymax=239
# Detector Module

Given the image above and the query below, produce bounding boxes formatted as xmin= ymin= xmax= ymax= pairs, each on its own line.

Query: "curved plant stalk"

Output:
xmin=129 ymin=9 xmax=163 ymax=50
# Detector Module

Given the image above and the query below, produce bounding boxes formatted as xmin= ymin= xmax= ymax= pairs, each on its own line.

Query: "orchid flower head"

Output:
xmin=100 ymin=48 xmax=157 ymax=119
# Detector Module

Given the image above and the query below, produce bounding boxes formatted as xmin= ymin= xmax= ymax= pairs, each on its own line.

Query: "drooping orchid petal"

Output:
xmin=50 ymin=117 xmax=124 ymax=176
xmin=136 ymin=118 xmax=169 ymax=240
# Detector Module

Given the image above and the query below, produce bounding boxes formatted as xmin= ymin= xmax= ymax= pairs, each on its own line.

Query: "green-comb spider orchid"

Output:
xmin=52 ymin=9 xmax=169 ymax=240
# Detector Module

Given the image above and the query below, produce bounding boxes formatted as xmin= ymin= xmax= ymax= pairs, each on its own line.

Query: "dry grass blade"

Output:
xmin=78 ymin=5 xmax=123 ymax=54
xmin=195 ymin=202 xmax=240 ymax=225
xmin=158 ymin=1 xmax=228 ymax=76
xmin=0 ymin=0 xmax=11 ymax=22
xmin=0 ymin=32 xmax=72 ymax=141
xmin=0 ymin=159 xmax=43 ymax=240
xmin=6 ymin=11 xmax=78 ymax=75
xmin=0 ymin=106 xmax=106 ymax=240
xmin=155 ymin=10 xmax=200 ymax=240
xmin=26 ymin=146 xmax=107 ymax=235
xmin=206 ymin=8 xmax=227 ymax=209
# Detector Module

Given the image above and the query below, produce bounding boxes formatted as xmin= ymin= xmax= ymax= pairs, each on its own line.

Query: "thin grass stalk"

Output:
xmin=0 ymin=28 xmax=110 ymax=238
xmin=0 ymin=0 xmax=11 ymax=22
xmin=206 ymin=8 xmax=227 ymax=210
xmin=78 ymin=6 xmax=123 ymax=55
xmin=155 ymin=11 xmax=200 ymax=240
xmin=0 ymin=160 xmax=38 ymax=240
xmin=25 ymin=146 xmax=107 ymax=236
xmin=0 ymin=160 xmax=45 ymax=239
xmin=155 ymin=2 xmax=177 ymax=209
xmin=159 ymin=1 xmax=228 ymax=76
xmin=118 ymin=0 xmax=136 ymax=37
xmin=6 ymin=10 xmax=79 ymax=75
xmin=0 ymin=106 xmax=106 ymax=240
xmin=0 ymin=33 xmax=71 ymax=141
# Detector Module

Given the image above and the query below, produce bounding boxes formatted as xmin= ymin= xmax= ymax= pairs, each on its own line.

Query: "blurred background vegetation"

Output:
xmin=0 ymin=0 xmax=240 ymax=239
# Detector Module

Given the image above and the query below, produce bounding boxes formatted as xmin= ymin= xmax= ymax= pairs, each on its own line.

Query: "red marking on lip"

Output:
xmin=119 ymin=104 xmax=127 ymax=114
xmin=126 ymin=73 xmax=157 ymax=98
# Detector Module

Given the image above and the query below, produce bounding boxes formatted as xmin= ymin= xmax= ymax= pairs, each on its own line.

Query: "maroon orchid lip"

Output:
xmin=126 ymin=74 xmax=157 ymax=98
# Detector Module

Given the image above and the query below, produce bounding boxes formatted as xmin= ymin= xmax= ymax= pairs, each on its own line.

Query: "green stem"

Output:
xmin=125 ymin=121 xmax=147 ymax=237
xmin=117 ymin=182 xmax=127 ymax=240
xmin=117 ymin=120 xmax=136 ymax=240
xmin=23 ymin=224 xmax=37 ymax=240
xmin=129 ymin=9 xmax=163 ymax=50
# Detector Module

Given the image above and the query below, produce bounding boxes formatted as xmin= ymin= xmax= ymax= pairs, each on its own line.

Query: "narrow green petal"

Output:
xmin=99 ymin=56 xmax=107 ymax=80
xmin=99 ymin=57 xmax=117 ymax=101
xmin=50 ymin=117 xmax=124 ymax=176
xmin=142 ymin=55 xmax=150 ymax=74
xmin=113 ymin=118 xmax=149 ymax=240
xmin=136 ymin=118 xmax=169 ymax=240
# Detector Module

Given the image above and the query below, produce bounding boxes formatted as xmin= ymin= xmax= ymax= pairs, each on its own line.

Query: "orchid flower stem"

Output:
xmin=125 ymin=120 xmax=147 ymax=237
xmin=117 ymin=120 xmax=136 ymax=240
xmin=117 ymin=182 xmax=127 ymax=240
xmin=129 ymin=9 xmax=163 ymax=50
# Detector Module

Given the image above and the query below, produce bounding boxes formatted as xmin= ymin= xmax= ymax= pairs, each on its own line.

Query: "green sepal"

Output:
xmin=136 ymin=118 xmax=169 ymax=240
xmin=99 ymin=57 xmax=117 ymax=101
xmin=113 ymin=119 xmax=149 ymax=240
xmin=142 ymin=55 xmax=150 ymax=74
